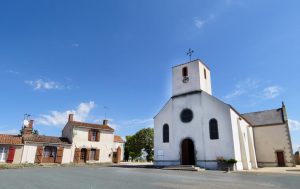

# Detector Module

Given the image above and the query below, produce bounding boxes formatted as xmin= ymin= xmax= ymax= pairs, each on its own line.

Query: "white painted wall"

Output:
xmin=229 ymin=109 xmax=257 ymax=170
xmin=114 ymin=142 xmax=125 ymax=161
xmin=12 ymin=146 xmax=23 ymax=164
xmin=172 ymin=60 xmax=212 ymax=96
xmin=61 ymin=146 xmax=72 ymax=164
xmin=21 ymin=144 xmax=38 ymax=163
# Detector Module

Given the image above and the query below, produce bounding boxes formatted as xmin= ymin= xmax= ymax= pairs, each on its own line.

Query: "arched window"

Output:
xmin=182 ymin=67 xmax=188 ymax=77
xmin=163 ymin=124 xmax=169 ymax=143
xmin=209 ymin=119 xmax=219 ymax=140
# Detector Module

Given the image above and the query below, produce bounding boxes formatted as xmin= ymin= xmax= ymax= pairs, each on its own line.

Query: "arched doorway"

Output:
xmin=181 ymin=138 xmax=195 ymax=165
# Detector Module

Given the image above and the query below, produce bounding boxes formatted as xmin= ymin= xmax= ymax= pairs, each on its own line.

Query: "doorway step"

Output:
xmin=162 ymin=165 xmax=204 ymax=172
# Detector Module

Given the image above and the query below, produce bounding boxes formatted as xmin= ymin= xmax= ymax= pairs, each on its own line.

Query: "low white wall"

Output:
xmin=62 ymin=146 xmax=72 ymax=164
xmin=21 ymin=144 xmax=38 ymax=163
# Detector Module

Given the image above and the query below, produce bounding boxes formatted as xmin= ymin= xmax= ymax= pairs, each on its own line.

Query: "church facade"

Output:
xmin=154 ymin=60 xmax=294 ymax=170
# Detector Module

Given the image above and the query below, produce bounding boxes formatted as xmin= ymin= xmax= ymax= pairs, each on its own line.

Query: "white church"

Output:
xmin=154 ymin=59 xmax=295 ymax=170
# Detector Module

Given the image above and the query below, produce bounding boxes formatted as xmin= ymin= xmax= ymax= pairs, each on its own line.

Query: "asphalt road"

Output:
xmin=0 ymin=167 xmax=299 ymax=189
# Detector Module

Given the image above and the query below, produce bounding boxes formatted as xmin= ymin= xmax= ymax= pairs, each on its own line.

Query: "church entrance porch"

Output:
xmin=181 ymin=138 xmax=195 ymax=165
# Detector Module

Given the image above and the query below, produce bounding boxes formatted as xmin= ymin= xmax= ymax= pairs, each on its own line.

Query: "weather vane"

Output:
xmin=186 ymin=48 xmax=194 ymax=61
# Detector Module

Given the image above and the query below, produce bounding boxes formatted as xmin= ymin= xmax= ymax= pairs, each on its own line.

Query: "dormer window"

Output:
xmin=182 ymin=67 xmax=188 ymax=77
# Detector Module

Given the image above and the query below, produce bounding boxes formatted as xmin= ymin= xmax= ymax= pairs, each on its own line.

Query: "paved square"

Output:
xmin=0 ymin=167 xmax=299 ymax=189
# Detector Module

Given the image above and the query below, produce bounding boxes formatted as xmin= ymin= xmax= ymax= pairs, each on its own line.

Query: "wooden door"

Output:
xmin=276 ymin=151 xmax=285 ymax=167
xmin=181 ymin=139 xmax=195 ymax=165
xmin=80 ymin=148 xmax=87 ymax=163
xmin=6 ymin=147 xmax=15 ymax=163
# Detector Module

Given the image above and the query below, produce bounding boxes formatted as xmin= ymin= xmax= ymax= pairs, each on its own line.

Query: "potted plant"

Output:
xmin=225 ymin=159 xmax=237 ymax=171
xmin=216 ymin=157 xmax=237 ymax=171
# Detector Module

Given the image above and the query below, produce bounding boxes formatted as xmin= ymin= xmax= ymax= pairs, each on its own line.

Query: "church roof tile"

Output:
xmin=242 ymin=108 xmax=284 ymax=126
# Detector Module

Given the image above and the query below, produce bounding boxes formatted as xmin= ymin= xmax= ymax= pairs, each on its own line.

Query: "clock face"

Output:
xmin=182 ymin=76 xmax=189 ymax=83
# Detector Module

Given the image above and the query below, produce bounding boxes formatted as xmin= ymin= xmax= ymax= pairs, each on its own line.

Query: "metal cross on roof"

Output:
xmin=186 ymin=48 xmax=194 ymax=61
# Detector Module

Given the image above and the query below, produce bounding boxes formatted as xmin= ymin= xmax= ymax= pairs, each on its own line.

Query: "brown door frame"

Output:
xmin=180 ymin=138 xmax=196 ymax=165
xmin=276 ymin=151 xmax=285 ymax=167
xmin=80 ymin=148 xmax=87 ymax=163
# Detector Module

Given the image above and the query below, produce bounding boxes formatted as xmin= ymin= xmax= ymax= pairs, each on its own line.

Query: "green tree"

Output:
xmin=135 ymin=128 xmax=154 ymax=161
xmin=124 ymin=128 xmax=154 ymax=162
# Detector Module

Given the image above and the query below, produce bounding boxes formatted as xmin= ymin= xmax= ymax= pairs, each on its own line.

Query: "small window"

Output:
xmin=0 ymin=147 xmax=8 ymax=162
xmin=182 ymin=67 xmax=188 ymax=77
xmin=209 ymin=119 xmax=219 ymax=140
xmin=43 ymin=146 xmax=57 ymax=157
xmin=90 ymin=149 xmax=96 ymax=160
xmin=163 ymin=124 xmax=169 ymax=143
xmin=91 ymin=130 xmax=97 ymax=141
xmin=204 ymin=69 xmax=207 ymax=79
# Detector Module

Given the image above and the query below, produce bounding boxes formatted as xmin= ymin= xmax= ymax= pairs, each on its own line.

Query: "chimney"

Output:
xmin=103 ymin=119 xmax=108 ymax=125
xmin=28 ymin=120 xmax=34 ymax=128
xmin=281 ymin=101 xmax=288 ymax=122
xmin=68 ymin=114 xmax=74 ymax=122
xmin=23 ymin=120 xmax=34 ymax=135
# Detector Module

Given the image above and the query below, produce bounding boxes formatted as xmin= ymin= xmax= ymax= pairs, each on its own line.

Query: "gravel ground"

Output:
xmin=0 ymin=167 xmax=299 ymax=189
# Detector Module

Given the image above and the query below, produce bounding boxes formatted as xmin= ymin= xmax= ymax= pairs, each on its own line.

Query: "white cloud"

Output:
xmin=289 ymin=119 xmax=300 ymax=131
xmin=6 ymin=70 xmax=19 ymax=75
xmin=224 ymin=78 xmax=259 ymax=100
xmin=72 ymin=43 xmax=79 ymax=48
xmin=262 ymin=86 xmax=282 ymax=99
xmin=36 ymin=101 xmax=95 ymax=127
xmin=0 ymin=129 xmax=19 ymax=135
xmin=25 ymin=79 xmax=68 ymax=90
xmin=224 ymin=78 xmax=282 ymax=102
xmin=194 ymin=18 xmax=206 ymax=29
xmin=122 ymin=118 xmax=153 ymax=128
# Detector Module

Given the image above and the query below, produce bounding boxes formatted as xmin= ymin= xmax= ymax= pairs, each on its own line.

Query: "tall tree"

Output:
xmin=125 ymin=128 xmax=154 ymax=161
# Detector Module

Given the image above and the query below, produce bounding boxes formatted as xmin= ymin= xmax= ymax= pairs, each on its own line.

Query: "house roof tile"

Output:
xmin=114 ymin=135 xmax=125 ymax=143
xmin=0 ymin=134 xmax=23 ymax=145
xmin=68 ymin=121 xmax=114 ymax=132
xmin=23 ymin=135 xmax=70 ymax=144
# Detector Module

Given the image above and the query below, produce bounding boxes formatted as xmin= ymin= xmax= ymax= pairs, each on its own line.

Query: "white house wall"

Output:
xmin=61 ymin=146 xmax=72 ymax=164
xmin=114 ymin=142 xmax=125 ymax=160
xmin=72 ymin=127 xmax=114 ymax=163
xmin=21 ymin=144 xmax=38 ymax=163
xmin=12 ymin=146 xmax=23 ymax=164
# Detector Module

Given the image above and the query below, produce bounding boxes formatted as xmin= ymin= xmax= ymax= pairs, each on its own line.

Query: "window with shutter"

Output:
xmin=90 ymin=149 xmax=96 ymax=160
xmin=96 ymin=131 xmax=100 ymax=141
xmin=95 ymin=149 xmax=100 ymax=161
xmin=88 ymin=130 xmax=92 ymax=141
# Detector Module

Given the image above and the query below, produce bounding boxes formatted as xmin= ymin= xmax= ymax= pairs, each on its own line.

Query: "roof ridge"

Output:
xmin=242 ymin=107 xmax=282 ymax=115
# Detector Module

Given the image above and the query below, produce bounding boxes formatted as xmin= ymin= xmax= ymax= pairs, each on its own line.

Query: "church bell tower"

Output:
xmin=172 ymin=59 xmax=212 ymax=96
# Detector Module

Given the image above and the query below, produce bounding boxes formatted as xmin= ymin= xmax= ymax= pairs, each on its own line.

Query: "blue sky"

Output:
xmin=0 ymin=0 xmax=299 ymax=152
